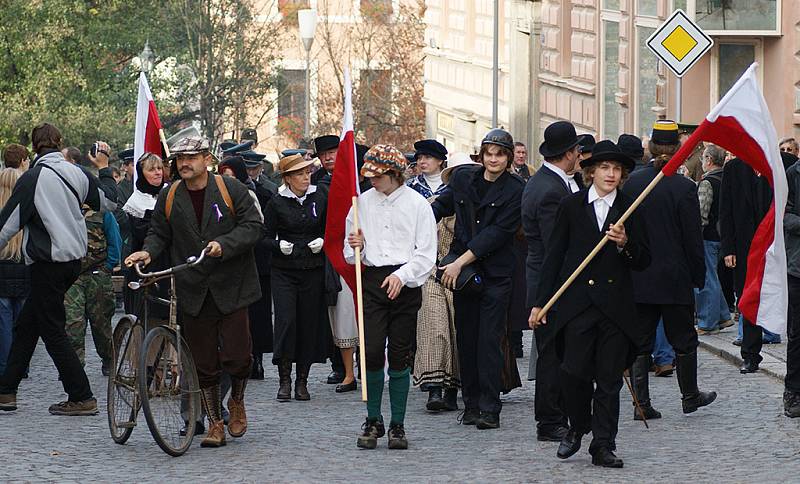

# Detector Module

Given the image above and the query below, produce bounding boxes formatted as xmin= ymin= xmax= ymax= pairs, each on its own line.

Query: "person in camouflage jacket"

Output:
xmin=64 ymin=205 xmax=122 ymax=376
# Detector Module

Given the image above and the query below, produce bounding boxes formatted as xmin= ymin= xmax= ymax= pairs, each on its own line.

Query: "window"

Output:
xmin=694 ymin=0 xmax=779 ymax=34
xmin=603 ymin=0 xmax=620 ymax=10
xmin=637 ymin=27 xmax=658 ymax=138
xmin=638 ymin=0 xmax=657 ymax=16
xmin=602 ymin=21 xmax=620 ymax=138
xmin=673 ymin=0 xmax=687 ymax=11
xmin=717 ymin=43 xmax=755 ymax=99
xmin=277 ymin=69 xmax=306 ymax=136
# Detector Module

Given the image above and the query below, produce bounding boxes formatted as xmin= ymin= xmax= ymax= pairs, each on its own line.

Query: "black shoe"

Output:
xmin=740 ymin=360 xmax=759 ymax=373
xmin=458 ymin=408 xmax=480 ymax=425
xmin=537 ymin=425 xmax=568 ymax=442
xmin=357 ymin=418 xmax=385 ymax=449
xmin=387 ymin=423 xmax=408 ymax=449
xmin=335 ymin=379 xmax=357 ymax=393
xmin=179 ymin=420 xmax=205 ymax=436
xmin=476 ymin=411 xmax=500 ymax=429
xmin=784 ymin=391 xmax=800 ymax=418
xmin=426 ymin=387 xmax=446 ymax=411
xmin=682 ymin=391 xmax=717 ymax=414
xmin=732 ymin=339 xmax=742 ymax=347
xmin=250 ymin=356 xmax=264 ymax=380
xmin=556 ymin=428 xmax=582 ymax=459
xmin=327 ymin=370 xmax=345 ymax=384
xmin=443 ymin=388 xmax=459 ymax=411
xmin=634 ymin=404 xmax=662 ymax=420
xmin=591 ymin=447 xmax=624 ymax=468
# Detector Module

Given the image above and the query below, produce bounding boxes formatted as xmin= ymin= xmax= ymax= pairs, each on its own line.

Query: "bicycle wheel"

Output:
xmin=107 ymin=316 xmax=143 ymax=444
xmin=138 ymin=326 xmax=200 ymax=457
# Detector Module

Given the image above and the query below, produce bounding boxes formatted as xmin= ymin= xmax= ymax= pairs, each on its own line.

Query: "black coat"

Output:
xmin=431 ymin=166 xmax=524 ymax=279
xmin=521 ymin=166 xmax=581 ymax=308
xmin=622 ymin=165 xmax=705 ymax=305
xmin=143 ymin=174 xmax=263 ymax=317
xmin=535 ymin=189 xmax=651 ymax=348
xmin=263 ymin=186 xmax=328 ymax=271
xmin=719 ymin=158 xmax=772 ymax=294
xmin=785 ymin=161 xmax=800 ymax=279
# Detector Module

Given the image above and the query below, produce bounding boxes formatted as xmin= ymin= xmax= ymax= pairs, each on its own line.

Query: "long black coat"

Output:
xmin=143 ymin=175 xmax=263 ymax=317
xmin=431 ymin=166 xmax=524 ymax=279
xmin=622 ymin=165 xmax=705 ymax=305
xmin=521 ymin=166 xmax=580 ymax=308
xmin=535 ymin=189 xmax=651 ymax=348
xmin=719 ymin=158 xmax=772 ymax=295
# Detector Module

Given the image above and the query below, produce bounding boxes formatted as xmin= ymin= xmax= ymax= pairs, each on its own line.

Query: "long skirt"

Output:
xmin=328 ymin=276 xmax=359 ymax=348
xmin=248 ymin=274 xmax=273 ymax=355
xmin=271 ymin=267 xmax=329 ymax=365
xmin=413 ymin=274 xmax=460 ymax=388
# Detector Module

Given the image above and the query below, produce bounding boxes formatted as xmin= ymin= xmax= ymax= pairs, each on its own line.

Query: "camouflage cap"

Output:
xmin=361 ymin=144 xmax=407 ymax=178
xmin=169 ymin=136 xmax=211 ymax=159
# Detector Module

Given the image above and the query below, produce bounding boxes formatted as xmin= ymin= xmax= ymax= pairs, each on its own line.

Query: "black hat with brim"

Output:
xmin=414 ymin=139 xmax=448 ymax=161
xmin=617 ymin=134 xmax=644 ymax=160
xmin=539 ymin=121 xmax=580 ymax=158
xmin=240 ymin=150 xmax=266 ymax=168
xmin=222 ymin=140 xmax=254 ymax=157
xmin=313 ymin=135 xmax=340 ymax=157
xmin=580 ymin=140 xmax=636 ymax=172
xmin=577 ymin=134 xmax=596 ymax=154
xmin=118 ymin=148 xmax=134 ymax=163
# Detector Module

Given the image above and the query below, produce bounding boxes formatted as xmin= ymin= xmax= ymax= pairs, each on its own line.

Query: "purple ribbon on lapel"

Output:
xmin=212 ymin=203 xmax=223 ymax=222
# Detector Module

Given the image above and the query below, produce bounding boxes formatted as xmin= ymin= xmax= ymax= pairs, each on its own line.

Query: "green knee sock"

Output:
xmin=388 ymin=367 xmax=411 ymax=426
xmin=366 ymin=370 xmax=385 ymax=420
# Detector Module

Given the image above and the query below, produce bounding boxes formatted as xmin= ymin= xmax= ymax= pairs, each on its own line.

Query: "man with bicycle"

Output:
xmin=125 ymin=136 xmax=263 ymax=448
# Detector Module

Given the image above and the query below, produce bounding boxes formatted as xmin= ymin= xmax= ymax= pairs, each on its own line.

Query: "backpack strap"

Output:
xmin=165 ymin=180 xmax=182 ymax=221
xmin=214 ymin=174 xmax=235 ymax=217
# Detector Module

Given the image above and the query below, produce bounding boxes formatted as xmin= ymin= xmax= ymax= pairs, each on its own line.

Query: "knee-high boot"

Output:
xmin=277 ymin=360 xmax=292 ymax=402
xmin=676 ymin=351 xmax=717 ymax=413
xmin=630 ymin=355 xmax=662 ymax=420
xmin=295 ymin=363 xmax=311 ymax=401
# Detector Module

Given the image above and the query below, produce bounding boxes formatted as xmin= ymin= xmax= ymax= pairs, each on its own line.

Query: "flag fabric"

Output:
xmin=662 ymin=63 xmax=788 ymax=334
xmin=133 ymin=72 xmax=164 ymax=184
xmin=323 ymin=69 xmax=360 ymax=293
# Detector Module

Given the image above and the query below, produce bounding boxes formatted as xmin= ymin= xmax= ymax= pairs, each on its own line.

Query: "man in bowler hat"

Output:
xmin=311 ymin=135 xmax=340 ymax=186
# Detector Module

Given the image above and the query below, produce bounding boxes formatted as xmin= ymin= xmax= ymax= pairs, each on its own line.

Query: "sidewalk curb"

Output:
xmin=698 ymin=339 xmax=785 ymax=382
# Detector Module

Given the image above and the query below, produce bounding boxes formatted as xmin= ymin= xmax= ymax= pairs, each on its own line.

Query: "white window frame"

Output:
xmin=709 ymin=38 xmax=764 ymax=106
xmin=599 ymin=10 xmax=623 ymax=139
xmin=685 ymin=0 xmax=781 ymax=36
xmin=633 ymin=18 xmax=660 ymax=138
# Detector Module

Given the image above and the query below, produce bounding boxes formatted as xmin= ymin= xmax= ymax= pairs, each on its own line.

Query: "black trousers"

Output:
xmin=362 ymin=266 xmax=421 ymax=371
xmin=787 ymin=275 xmax=800 ymax=393
xmin=271 ymin=267 xmax=328 ymax=365
xmin=636 ymin=303 xmax=698 ymax=355
xmin=533 ymin=324 xmax=567 ymax=432
xmin=560 ymin=306 xmax=628 ymax=453
xmin=0 ymin=261 xmax=93 ymax=402
xmin=248 ymin=274 xmax=273 ymax=355
xmin=741 ymin=316 xmax=764 ymax=364
xmin=454 ymin=276 xmax=511 ymax=414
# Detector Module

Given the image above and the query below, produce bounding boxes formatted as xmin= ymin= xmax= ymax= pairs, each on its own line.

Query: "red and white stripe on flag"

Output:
xmin=323 ymin=69 xmax=360 ymax=294
xmin=662 ymin=63 xmax=788 ymax=334
xmin=133 ymin=72 xmax=164 ymax=184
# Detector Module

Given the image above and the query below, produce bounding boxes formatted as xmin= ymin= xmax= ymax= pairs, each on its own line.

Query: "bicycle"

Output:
xmin=107 ymin=250 xmax=206 ymax=456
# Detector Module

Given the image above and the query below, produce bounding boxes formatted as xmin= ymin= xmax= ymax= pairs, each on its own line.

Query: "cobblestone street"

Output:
xmin=2 ymin=325 xmax=799 ymax=483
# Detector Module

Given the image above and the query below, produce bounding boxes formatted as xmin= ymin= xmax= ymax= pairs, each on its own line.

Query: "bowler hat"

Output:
xmin=651 ymin=120 xmax=680 ymax=145
xmin=617 ymin=134 xmax=644 ymax=161
xmin=414 ymin=139 xmax=448 ymax=161
xmin=580 ymin=140 xmax=636 ymax=172
xmin=577 ymin=134 xmax=596 ymax=154
xmin=279 ymin=153 xmax=315 ymax=175
xmin=539 ymin=121 xmax=580 ymax=158
xmin=313 ymin=135 xmax=340 ymax=156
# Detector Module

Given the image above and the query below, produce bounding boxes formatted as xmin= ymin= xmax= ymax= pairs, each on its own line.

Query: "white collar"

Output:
xmin=542 ymin=162 xmax=574 ymax=187
xmin=588 ymin=184 xmax=617 ymax=206
xmin=374 ymin=184 xmax=407 ymax=202
xmin=279 ymin=184 xmax=317 ymax=200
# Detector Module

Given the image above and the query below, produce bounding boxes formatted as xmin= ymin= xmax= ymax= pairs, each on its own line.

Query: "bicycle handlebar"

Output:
xmin=133 ymin=249 xmax=208 ymax=280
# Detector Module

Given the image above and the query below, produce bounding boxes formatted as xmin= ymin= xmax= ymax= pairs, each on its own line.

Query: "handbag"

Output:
xmin=435 ymin=252 xmax=483 ymax=295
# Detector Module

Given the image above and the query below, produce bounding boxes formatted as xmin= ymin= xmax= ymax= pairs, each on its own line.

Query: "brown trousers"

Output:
xmin=182 ymin=295 xmax=252 ymax=388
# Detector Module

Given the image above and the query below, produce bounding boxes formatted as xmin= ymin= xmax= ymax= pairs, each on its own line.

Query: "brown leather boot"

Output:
xmin=277 ymin=360 xmax=292 ymax=402
xmin=228 ymin=377 xmax=248 ymax=438
xmin=200 ymin=385 xmax=226 ymax=448
xmin=295 ymin=363 xmax=311 ymax=401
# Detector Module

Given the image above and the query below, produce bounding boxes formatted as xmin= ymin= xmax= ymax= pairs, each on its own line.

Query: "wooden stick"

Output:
xmin=623 ymin=372 xmax=649 ymax=429
xmin=352 ymin=196 xmax=368 ymax=402
xmin=159 ymin=129 xmax=171 ymax=159
xmin=535 ymin=171 xmax=665 ymax=322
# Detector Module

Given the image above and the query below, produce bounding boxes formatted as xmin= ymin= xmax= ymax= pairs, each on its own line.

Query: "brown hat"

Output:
xmin=279 ymin=153 xmax=315 ymax=175
xmin=168 ymin=136 xmax=211 ymax=160
xmin=361 ymin=144 xmax=407 ymax=178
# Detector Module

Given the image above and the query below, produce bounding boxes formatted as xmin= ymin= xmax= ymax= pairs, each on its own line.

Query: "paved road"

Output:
xmin=1 ymin=327 xmax=798 ymax=483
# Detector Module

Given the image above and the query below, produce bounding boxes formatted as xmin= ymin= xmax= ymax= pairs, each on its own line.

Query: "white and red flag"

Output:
xmin=133 ymin=72 xmax=164 ymax=183
xmin=663 ymin=63 xmax=788 ymax=334
xmin=323 ymin=69 xmax=360 ymax=293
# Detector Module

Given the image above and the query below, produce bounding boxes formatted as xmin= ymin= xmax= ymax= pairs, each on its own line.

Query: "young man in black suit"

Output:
xmin=531 ymin=140 xmax=650 ymax=468
xmin=521 ymin=121 xmax=583 ymax=442
xmin=622 ymin=121 xmax=716 ymax=420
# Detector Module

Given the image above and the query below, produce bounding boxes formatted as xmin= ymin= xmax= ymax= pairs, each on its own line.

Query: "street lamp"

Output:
xmin=298 ymin=9 xmax=317 ymax=139
xmin=139 ymin=41 xmax=154 ymax=74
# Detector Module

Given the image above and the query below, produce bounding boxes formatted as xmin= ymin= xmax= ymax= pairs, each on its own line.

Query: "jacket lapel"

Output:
xmin=541 ymin=165 xmax=570 ymax=194
xmin=175 ymin=183 xmax=201 ymax=236
xmin=200 ymin=175 xmax=219 ymax=234
xmin=583 ymin=191 xmax=600 ymax=233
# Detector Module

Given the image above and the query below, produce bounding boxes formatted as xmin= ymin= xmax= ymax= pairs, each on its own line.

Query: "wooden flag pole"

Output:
xmin=159 ymin=129 xmax=171 ymax=159
xmin=535 ymin=171 xmax=665 ymax=322
xmin=352 ymin=196 xmax=368 ymax=402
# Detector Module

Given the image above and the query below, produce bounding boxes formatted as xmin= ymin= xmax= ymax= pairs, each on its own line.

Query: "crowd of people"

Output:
xmin=0 ymin=119 xmax=798 ymax=467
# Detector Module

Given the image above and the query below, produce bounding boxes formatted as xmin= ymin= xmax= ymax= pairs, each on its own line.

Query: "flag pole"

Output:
xmin=352 ymin=196 xmax=368 ymax=402
xmin=535 ymin=172 xmax=665 ymax=322
xmin=159 ymin=129 xmax=171 ymax=159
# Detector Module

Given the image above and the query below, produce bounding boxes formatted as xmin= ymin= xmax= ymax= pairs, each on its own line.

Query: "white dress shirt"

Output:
xmin=587 ymin=184 xmax=617 ymax=232
xmin=543 ymin=161 xmax=580 ymax=193
xmin=343 ymin=185 xmax=437 ymax=288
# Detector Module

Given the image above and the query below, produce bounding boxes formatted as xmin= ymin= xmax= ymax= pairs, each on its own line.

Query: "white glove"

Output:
xmin=307 ymin=238 xmax=324 ymax=254
xmin=279 ymin=240 xmax=294 ymax=255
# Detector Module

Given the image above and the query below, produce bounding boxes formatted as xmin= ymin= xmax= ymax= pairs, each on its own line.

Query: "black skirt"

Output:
xmin=270 ymin=267 xmax=329 ymax=365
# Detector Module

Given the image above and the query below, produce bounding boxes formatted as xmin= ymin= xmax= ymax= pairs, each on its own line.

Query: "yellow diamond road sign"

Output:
xmin=647 ymin=9 xmax=713 ymax=78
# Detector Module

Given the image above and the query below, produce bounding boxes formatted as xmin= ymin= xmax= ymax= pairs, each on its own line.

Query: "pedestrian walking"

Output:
xmin=126 ymin=136 xmax=263 ymax=448
xmin=431 ymin=128 xmax=524 ymax=430
xmin=347 ymin=144 xmax=437 ymax=450
xmin=782 ymin=153 xmax=800 ymax=417
xmin=264 ymin=154 xmax=331 ymax=402
xmin=0 ymin=123 xmax=109 ymax=416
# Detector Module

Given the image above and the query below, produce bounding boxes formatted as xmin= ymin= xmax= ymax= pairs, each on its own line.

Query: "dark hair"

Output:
xmin=31 ymin=123 xmax=63 ymax=154
xmin=478 ymin=144 xmax=514 ymax=168
xmin=2 ymin=144 xmax=29 ymax=169
xmin=110 ymin=166 xmax=121 ymax=178
xmin=514 ymin=142 xmax=526 ymax=148
xmin=647 ymin=141 xmax=680 ymax=170
xmin=581 ymin=161 xmax=630 ymax=187
xmin=63 ymin=146 xmax=82 ymax=164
